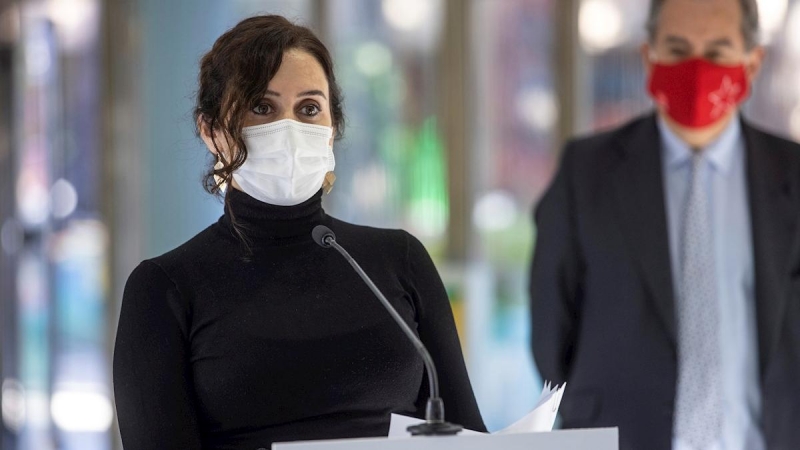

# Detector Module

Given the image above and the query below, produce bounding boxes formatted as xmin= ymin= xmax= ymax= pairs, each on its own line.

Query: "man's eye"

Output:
xmin=669 ymin=48 xmax=688 ymax=57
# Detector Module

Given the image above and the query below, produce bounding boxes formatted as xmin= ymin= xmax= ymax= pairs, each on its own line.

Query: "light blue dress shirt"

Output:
xmin=658 ymin=116 xmax=764 ymax=450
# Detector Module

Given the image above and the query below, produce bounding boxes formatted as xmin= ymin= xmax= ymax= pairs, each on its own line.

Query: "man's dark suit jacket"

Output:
xmin=529 ymin=113 xmax=800 ymax=450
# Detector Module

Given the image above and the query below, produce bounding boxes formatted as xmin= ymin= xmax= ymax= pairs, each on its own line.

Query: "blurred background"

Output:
xmin=0 ymin=0 xmax=799 ymax=448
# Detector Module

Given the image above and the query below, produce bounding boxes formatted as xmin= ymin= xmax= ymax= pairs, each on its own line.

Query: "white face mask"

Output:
xmin=233 ymin=119 xmax=335 ymax=206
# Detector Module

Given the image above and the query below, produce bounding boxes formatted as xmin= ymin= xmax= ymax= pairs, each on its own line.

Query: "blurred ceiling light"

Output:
xmin=47 ymin=0 xmax=98 ymax=52
xmin=355 ymin=41 xmax=393 ymax=78
xmin=382 ymin=0 xmax=437 ymax=32
xmin=50 ymin=178 xmax=78 ymax=219
xmin=51 ymin=219 xmax=107 ymax=262
xmin=579 ymin=0 xmax=625 ymax=54
xmin=787 ymin=2 xmax=800 ymax=56
xmin=756 ymin=0 xmax=788 ymax=45
xmin=408 ymin=198 xmax=447 ymax=238
xmin=51 ymin=387 xmax=113 ymax=432
xmin=27 ymin=390 xmax=50 ymax=427
xmin=352 ymin=164 xmax=389 ymax=210
xmin=473 ymin=191 xmax=518 ymax=232
xmin=517 ymin=87 xmax=559 ymax=133
xmin=1 ymin=379 xmax=25 ymax=432
xmin=17 ymin=171 xmax=50 ymax=226
xmin=381 ymin=0 xmax=443 ymax=52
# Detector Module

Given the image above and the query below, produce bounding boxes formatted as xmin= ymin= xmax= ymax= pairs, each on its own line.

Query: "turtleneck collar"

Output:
xmin=220 ymin=188 xmax=326 ymax=243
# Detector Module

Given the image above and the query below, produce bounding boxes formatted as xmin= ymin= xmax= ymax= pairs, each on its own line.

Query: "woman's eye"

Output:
xmin=300 ymin=104 xmax=320 ymax=117
xmin=252 ymin=104 xmax=272 ymax=115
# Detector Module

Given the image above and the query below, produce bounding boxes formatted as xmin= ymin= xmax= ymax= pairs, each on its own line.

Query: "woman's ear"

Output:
xmin=198 ymin=115 xmax=218 ymax=156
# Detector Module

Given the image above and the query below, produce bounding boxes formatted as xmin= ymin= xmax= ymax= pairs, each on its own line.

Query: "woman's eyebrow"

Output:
xmin=297 ymin=89 xmax=327 ymax=99
xmin=262 ymin=89 xmax=327 ymax=99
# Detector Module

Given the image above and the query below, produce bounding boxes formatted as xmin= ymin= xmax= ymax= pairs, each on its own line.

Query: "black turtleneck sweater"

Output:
xmin=113 ymin=189 xmax=486 ymax=449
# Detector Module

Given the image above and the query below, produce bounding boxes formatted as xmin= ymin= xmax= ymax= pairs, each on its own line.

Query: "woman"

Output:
xmin=113 ymin=15 xmax=485 ymax=449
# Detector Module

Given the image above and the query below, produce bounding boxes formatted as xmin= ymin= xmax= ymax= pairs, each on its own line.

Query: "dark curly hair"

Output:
xmin=193 ymin=15 xmax=345 ymax=196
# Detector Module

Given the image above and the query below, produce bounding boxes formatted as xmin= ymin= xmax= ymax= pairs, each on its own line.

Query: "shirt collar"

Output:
xmin=657 ymin=114 xmax=742 ymax=175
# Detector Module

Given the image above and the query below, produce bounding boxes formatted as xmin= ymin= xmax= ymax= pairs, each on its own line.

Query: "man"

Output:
xmin=529 ymin=0 xmax=800 ymax=449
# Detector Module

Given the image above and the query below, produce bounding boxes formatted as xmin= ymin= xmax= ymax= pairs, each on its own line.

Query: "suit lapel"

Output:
xmin=611 ymin=115 xmax=677 ymax=345
xmin=742 ymin=120 xmax=799 ymax=375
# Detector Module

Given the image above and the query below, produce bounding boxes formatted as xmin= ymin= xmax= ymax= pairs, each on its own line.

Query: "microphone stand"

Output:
xmin=313 ymin=226 xmax=463 ymax=436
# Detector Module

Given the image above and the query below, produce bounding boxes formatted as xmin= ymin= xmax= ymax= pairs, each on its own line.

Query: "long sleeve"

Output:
xmin=528 ymin=144 xmax=583 ymax=385
xmin=113 ymin=261 xmax=202 ymax=449
xmin=403 ymin=232 xmax=487 ymax=433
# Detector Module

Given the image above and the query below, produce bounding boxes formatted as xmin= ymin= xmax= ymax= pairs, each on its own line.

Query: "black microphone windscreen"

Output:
xmin=312 ymin=225 xmax=335 ymax=247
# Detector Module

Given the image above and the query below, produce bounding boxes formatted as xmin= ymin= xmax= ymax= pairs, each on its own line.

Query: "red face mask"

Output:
xmin=647 ymin=58 xmax=749 ymax=129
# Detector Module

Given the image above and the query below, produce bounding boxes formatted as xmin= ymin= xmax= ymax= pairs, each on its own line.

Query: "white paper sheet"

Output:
xmin=388 ymin=381 xmax=566 ymax=438
xmin=495 ymin=381 xmax=565 ymax=434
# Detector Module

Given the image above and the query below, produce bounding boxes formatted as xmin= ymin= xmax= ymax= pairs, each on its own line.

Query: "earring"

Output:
xmin=323 ymin=172 xmax=336 ymax=194
xmin=213 ymin=158 xmax=227 ymax=192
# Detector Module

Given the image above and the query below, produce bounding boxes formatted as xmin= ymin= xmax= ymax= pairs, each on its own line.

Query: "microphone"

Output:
xmin=311 ymin=225 xmax=463 ymax=436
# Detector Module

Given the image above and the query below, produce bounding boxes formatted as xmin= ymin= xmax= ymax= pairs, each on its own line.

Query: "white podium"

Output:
xmin=273 ymin=428 xmax=618 ymax=450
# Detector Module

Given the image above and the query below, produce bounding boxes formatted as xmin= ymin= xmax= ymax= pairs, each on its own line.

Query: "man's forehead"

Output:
xmin=656 ymin=0 xmax=743 ymax=40
xmin=658 ymin=0 xmax=742 ymax=24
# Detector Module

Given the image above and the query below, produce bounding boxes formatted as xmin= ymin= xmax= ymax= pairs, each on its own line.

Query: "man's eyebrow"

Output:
xmin=663 ymin=35 xmax=691 ymax=47
xmin=706 ymin=37 xmax=734 ymax=48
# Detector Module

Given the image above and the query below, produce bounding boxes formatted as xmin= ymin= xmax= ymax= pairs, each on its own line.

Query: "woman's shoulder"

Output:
xmin=121 ymin=224 xmax=223 ymax=321
xmin=121 ymin=257 xmax=194 ymax=339
xmin=324 ymin=216 xmax=432 ymax=266
xmin=124 ymin=259 xmax=172 ymax=291
xmin=326 ymin=216 xmax=416 ymax=249
xmin=161 ymin=218 xmax=233 ymax=259
xmin=126 ymin=220 xmax=229 ymax=286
